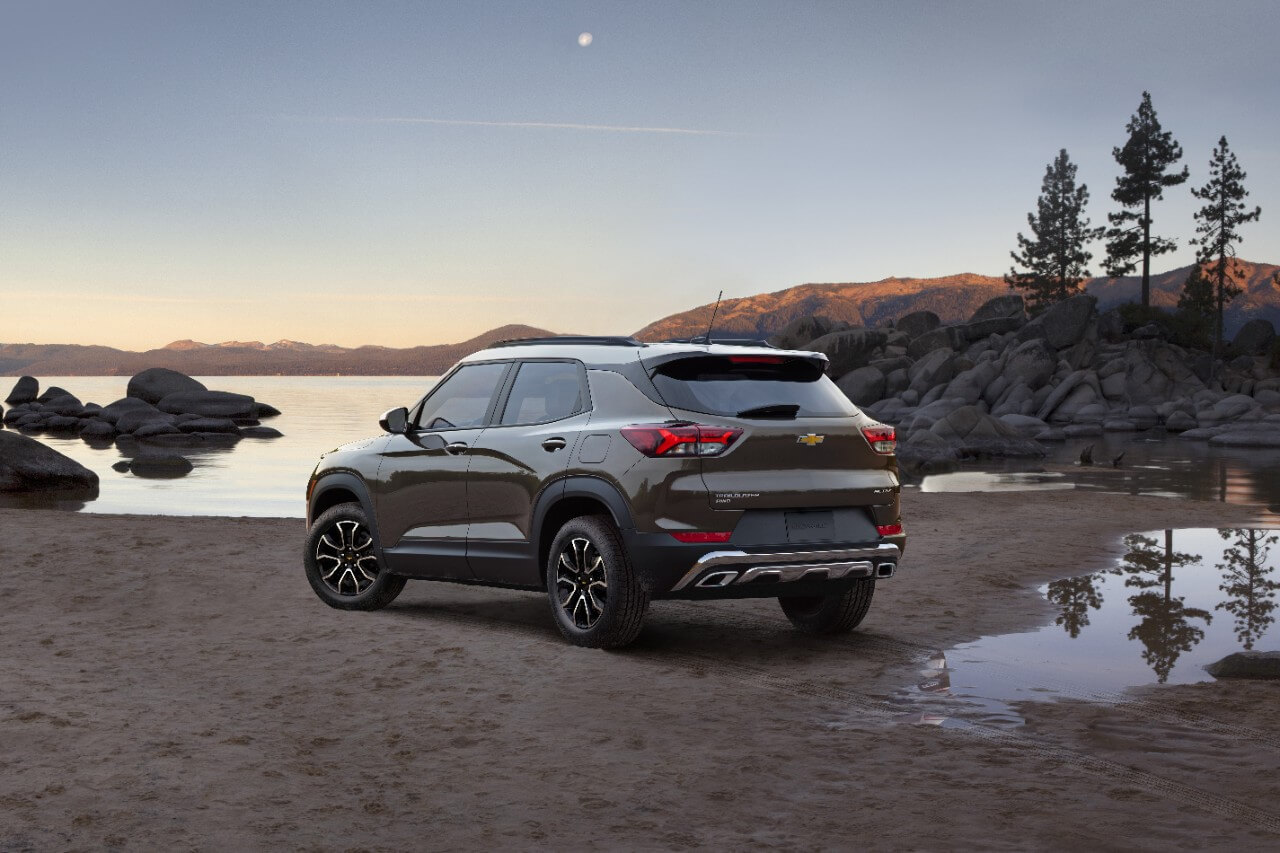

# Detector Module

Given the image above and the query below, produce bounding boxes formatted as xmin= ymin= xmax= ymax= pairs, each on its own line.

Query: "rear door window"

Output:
xmin=650 ymin=355 xmax=856 ymax=418
xmin=499 ymin=361 xmax=586 ymax=426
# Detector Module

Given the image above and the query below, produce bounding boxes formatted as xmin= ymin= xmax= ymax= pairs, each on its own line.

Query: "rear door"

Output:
xmin=645 ymin=353 xmax=899 ymax=513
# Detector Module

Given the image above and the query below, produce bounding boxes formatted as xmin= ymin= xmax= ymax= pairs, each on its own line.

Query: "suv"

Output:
xmin=304 ymin=336 xmax=905 ymax=648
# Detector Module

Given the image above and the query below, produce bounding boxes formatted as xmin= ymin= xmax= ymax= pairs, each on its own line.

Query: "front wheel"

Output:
xmin=546 ymin=515 xmax=649 ymax=649
xmin=304 ymin=503 xmax=406 ymax=611
xmin=778 ymin=578 xmax=876 ymax=634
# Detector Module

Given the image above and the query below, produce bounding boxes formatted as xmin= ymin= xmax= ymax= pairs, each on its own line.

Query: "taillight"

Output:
xmin=876 ymin=523 xmax=903 ymax=537
xmin=620 ymin=424 xmax=743 ymax=457
xmin=861 ymin=424 xmax=896 ymax=455
xmin=669 ymin=531 xmax=733 ymax=543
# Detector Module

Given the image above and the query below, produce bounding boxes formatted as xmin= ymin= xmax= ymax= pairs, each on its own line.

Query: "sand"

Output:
xmin=1 ymin=491 xmax=1277 ymax=851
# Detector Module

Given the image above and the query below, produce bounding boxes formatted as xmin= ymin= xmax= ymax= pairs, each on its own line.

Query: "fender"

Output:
xmin=530 ymin=474 xmax=637 ymax=558
xmin=308 ymin=471 xmax=387 ymax=563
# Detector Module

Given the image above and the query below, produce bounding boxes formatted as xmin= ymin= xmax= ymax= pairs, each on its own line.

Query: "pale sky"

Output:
xmin=2 ymin=0 xmax=1278 ymax=350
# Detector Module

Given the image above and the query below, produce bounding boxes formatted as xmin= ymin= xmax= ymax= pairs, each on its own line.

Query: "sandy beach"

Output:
xmin=2 ymin=491 xmax=1278 ymax=851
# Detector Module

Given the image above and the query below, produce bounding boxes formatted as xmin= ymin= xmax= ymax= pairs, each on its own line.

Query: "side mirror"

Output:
xmin=379 ymin=407 xmax=409 ymax=434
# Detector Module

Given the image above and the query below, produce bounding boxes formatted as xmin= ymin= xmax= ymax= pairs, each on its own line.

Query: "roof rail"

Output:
xmin=662 ymin=335 xmax=777 ymax=348
xmin=490 ymin=335 xmax=645 ymax=349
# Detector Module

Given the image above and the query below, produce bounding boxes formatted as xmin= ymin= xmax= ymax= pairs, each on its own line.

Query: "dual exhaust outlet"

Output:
xmin=694 ymin=560 xmax=896 ymax=589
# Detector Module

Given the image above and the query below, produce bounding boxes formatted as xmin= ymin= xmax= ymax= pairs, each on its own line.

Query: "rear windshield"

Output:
xmin=650 ymin=355 xmax=857 ymax=418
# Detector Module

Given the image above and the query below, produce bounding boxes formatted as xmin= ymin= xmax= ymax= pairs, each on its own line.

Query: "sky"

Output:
xmin=2 ymin=0 xmax=1278 ymax=350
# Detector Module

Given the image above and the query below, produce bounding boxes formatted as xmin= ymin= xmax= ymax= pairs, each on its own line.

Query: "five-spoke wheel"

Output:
xmin=555 ymin=536 xmax=609 ymax=629
xmin=546 ymin=515 xmax=648 ymax=648
xmin=304 ymin=503 xmax=406 ymax=611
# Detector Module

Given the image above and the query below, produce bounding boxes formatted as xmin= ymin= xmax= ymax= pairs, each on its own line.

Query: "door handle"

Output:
xmin=444 ymin=441 xmax=469 ymax=455
xmin=541 ymin=437 xmax=567 ymax=452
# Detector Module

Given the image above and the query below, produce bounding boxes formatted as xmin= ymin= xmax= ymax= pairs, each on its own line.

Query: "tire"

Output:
xmin=778 ymin=578 xmax=876 ymax=634
xmin=545 ymin=515 xmax=649 ymax=649
xmin=304 ymin=503 xmax=406 ymax=611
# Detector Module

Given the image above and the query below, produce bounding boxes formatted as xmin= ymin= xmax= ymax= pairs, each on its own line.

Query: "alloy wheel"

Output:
xmin=315 ymin=519 xmax=380 ymax=596
xmin=555 ymin=536 xmax=608 ymax=629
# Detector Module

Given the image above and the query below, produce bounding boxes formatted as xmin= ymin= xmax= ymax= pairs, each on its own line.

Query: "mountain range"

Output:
xmin=4 ymin=260 xmax=1277 ymax=375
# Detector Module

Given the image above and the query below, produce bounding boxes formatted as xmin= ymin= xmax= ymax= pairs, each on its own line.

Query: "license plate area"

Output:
xmin=784 ymin=510 xmax=836 ymax=543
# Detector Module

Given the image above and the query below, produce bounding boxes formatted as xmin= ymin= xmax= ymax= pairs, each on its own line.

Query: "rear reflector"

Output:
xmin=861 ymin=424 xmax=897 ymax=455
xmin=669 ymin=531 xmax=733 ymax=543
xmin=876 ymin=523 xmax=903 ymax=537
xmin=621 ymin=423 xmax=743 ymax=457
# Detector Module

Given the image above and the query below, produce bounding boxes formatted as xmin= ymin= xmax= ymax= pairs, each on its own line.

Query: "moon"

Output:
xmin=577 ymin=32 xmax=593 ymax=47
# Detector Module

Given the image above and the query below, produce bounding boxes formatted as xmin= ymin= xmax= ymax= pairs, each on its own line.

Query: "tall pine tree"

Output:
xmin=1104 ymin=92 xmax=1189 ymax=307
xmin=1006 ymin=149 xmax=1103 ymax=312
xmin=1191 ymin=136 xmax=1261 ymax=366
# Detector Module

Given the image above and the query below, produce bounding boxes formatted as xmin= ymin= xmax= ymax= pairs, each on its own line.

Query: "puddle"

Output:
xmin=920 ymin=471 xmax=1075 ymax=493
xmin=889 ymin=528 xmax=1280 ymax=728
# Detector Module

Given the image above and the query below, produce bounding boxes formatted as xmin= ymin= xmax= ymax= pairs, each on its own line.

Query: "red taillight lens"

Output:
xmin=876 ymin=523 xmax=903 ymax=537
xmin=620 ymin=424 xmax=743 ymax=457
xmin=669 ymin=531 xmax=733 ymax=543
xmin=861 ymin=425 xmax=896 ymax=455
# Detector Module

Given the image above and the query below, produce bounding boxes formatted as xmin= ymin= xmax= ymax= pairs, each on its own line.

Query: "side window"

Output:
xmin=499 ymin=361 xmax=585 ymax=426
xmin=416 ymin=362 xmax=508 ymax=430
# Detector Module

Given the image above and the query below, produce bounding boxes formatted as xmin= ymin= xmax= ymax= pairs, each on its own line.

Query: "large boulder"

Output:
xmin=907 ymin=348 xmax=958 ymax=397
xmin=78 ymin=419 xmax=117 ymax=441
xmin=115 ymin=406 xmax=178 ymax=434
xmin=769 ymin=316 xmax=850 ymax=350
xmin=1004 ymin=339 xmax=1058 ymax=391
xmin=241 ymin=426 xmax=284 ymax=439
xmin=1020 ymin=293 xmax=1097 ymax=349
xmin=41 ymin=394 xmax=84 ymax=416
xmin=925 ymin=405 xmax=1045 ymax=460
xmin=906 ymin=325 xmax=964 ymax=360
xmin=5 ymin=376 xmax=38 ymax=405
xmin=836 ymin=367 xmax=886 ymax=407
xmin=157 ymin=390 xmax=257 ymax=419
xmin=1232 ymin=319 xmax=1276 ymax=356
xmin=968 ymin=294 xmax=1025 ymax=323
xmin=176 ymin=417 xmax=241 ymax=434
xmin=962 ymin=316 xmax=1023 ymax=341
xmin=126 ymin=368 xmax=208 ymax=404
xmin=0 ymin=431 xmax=99 ymax=494
xmin=1205 ymin=651 xmax=1280 ymax=679
xmin=128 ymin=452 xmax=194 ymax=479
xmin=894 ymin=310 xmax=941 ymax=341
xmin=35 ymin=386 xmax=75 ymax=404
xmin=99 ymin=397 xmax=157 ymax=425
xmin=804 ymin=329 xmax=888 ymax=377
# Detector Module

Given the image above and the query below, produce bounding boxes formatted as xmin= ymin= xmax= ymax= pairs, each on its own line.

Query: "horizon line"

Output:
xmin=278 ymin=114 xmax=753 ymax=137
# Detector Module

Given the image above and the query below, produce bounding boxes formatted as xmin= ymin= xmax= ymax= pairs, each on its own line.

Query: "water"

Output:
xmin=2 ymin=376 xmax=437 ymax=517
xmin=919 ymin=431 xmax=1280 ymax=522
xmin=899 ymin=527 xmax=1280 ymax=727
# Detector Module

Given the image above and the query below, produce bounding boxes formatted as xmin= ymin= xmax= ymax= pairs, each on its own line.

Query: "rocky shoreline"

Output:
xmin=769 ymin=293 xmax=1280 ymax=473
xmin=1 ymin=368 xmax=282 ymax=490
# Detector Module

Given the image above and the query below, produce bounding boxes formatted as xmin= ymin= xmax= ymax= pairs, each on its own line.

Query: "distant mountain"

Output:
xmin=0 ymin=324 xmax=556 ymax=377
xmin=635 ymin=260 xmax=1279 ymax=341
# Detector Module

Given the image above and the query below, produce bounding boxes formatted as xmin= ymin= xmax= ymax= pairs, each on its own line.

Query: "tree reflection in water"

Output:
xmin=1118 ymin=531 xmax=1212 ymax=683
xmin=1216 ymin=528 xmax=1280 ymax=650
xmin=1046 ymin=573 xmax=1106 ymax=638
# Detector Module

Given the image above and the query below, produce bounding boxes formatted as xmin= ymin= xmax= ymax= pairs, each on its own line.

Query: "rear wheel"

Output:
xmin=778 ymin=578 xmax=875 ymax=634
xmin=546 ymin=515 xmax=649 ymax=649
xmin=304 ymin=503 xmax=406 ymax=611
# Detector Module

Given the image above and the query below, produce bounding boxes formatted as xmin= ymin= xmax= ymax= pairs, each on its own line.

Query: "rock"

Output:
xmin=1205 ymin=651 xmax=1280 ymax=680
xmin=1064 ymin=423 xmax=1103 ymax=437
xmin=1232 ymin=319 xmax=1276 ymax=356
xmin=133 ymin=422 xmax=182 ymax=438
xmin=1103 ymin=418 xmax=1138 ymax=431
xmin=190 ymin=432 xmax=242 ymax=447
xmin=1101 ymin=372 xmax=1127 ymax=400
xmin=128 ymin=452 xmax=194 ymax=478
xmin=968 ymin=294 xmax=1025 ymax=324
xmin=137 ymin=432 xmax=201 ymax=448
xmin=100 ymin=397 xmax=157 ymax=425
xmin=997 ymin=414 xmax=1049 ymax=436
xmin=963 ymin=316 xmax=1023 ymax=341
xmin=1071 ymin=402 xmax=1108 ymax=424
xmin=1128 ymin=406 xmax=1159 ymax=429
xmin=1209 ymin=430 xmax=1280 ymax=448
xmin=42 ymin=394 xmax=84 ymax=416
xmin=805 ymin=329 xmax=889 ymax=377
xmin=0 ymin=431 xmax=99 ymax=493
xmin=176 ymin=417 xmax=241 ymax=435
xmin=157 ymin=390 xmax=258 ymax=419
xmin=1132 ymin=323 xmax=1166 ymax=340
xmin=837 ymin=367 xmax=887 ymax=406
xmin=1036 ymin=370 xmax=1085 ymax=421
xmin=925 ymin=405 xmax=1046 ymax=460
xmin=111 ymin=460 xmax=132 ymax=473
xmin=907 ymin=348 xmax=957 ymax=396
xmin=1035 ymin=427 xmax=1067 ymax=441
xmin=116 ymin=407 xmax=178 ymax=433
xmin=126 ymin=368 xmax=208 ymax=404
xmin=1256 ymin=389 xmax=1280 ymax=408
xmin=253 ymin=403 xmax=282 ymax=418
xmin=770 ymin=316 xmax=850 ymax=350
xmin=906 ymin=326 xmax=964 ymax=360
xmin=884 ymin=368 xmax=909 ymax=397
xmin=5 ymin=376 xmax=39 ymax=404
xmin=869 ymin=356 xmax=913 ymax=375
xmin=1097 ymin=309 xmax=1124 ymax=341
xmin=1177 ymin=427 xmax=1224 ymax=441
xmin=46 ymin=415 xmax=83 ymax=434
xmin=240 ymin=426 xmax=284 ymax=439
xmin=895 ymin=310 xmax=941 ymax=341
xmin=78 ymin=419 xmax=117 ymax=441
xmin=1022 ymin=293 xmax=1097 ymax=349
xmin=1005 ymin=339 xmax=1058 ymax=391
xmin=36 ymin=386 xmax=75 ymax=404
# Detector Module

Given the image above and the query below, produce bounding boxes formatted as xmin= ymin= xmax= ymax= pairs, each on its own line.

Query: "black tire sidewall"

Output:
xmin=304 ymin=503 xmax=404 ymax=610
xmin=545 ymin=515 xmax=646 ymax=647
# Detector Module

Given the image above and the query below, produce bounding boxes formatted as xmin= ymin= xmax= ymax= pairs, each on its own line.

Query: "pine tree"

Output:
xmin=1104 ymin=92 xmax=1189 ymax=307
xmin=1176 ymin=265 xmax=1214 ymax=315
xmin=1191 ymin=135 xmax=1262 ymax=366
xmin=1006 ymin=149 xmax=1104 ymax=312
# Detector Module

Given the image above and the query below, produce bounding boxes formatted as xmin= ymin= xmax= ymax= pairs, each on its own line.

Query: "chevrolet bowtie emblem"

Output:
xmin=796 ymin=433 xmax=825 ymax=446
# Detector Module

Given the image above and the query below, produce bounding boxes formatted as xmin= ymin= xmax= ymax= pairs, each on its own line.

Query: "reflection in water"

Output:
xmin=900 ymin=528 xmax=1280 ymax=726
xmin=1216 ymin=529 xmax=1280 ymax=650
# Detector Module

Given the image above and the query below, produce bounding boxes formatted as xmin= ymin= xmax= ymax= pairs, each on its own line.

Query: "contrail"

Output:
xmin=280 ymin=114 xmax=749 ymax=137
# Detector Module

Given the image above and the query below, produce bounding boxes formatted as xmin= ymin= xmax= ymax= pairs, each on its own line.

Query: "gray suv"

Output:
xmin=304 ymin=336 xmax=905 ymax=648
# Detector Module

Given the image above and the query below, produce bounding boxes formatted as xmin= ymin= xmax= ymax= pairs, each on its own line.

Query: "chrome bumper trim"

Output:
xmin=671 ymin=544 xmax=901 ymax=591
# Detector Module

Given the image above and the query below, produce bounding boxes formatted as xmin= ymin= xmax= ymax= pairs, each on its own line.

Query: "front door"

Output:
xmin=374 ymin=360 xmax=511 ymax=579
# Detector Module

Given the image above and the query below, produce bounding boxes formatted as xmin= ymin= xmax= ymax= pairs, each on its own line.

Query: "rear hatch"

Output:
xmin=643 ymin=350 xmax=899 ymax=512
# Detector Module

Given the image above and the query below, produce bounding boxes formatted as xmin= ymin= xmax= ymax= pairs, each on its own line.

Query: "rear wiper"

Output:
xmin=735 ymin=404 xmax=800 ymax=419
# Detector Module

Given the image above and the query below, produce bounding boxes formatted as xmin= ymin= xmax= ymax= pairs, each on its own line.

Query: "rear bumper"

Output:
xmin=623 ymin=530 xmax=905 ymax=600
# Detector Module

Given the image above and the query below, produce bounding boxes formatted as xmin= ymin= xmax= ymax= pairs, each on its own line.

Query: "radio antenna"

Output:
xmin=703 ymin=290 xmax=723 ymax=344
